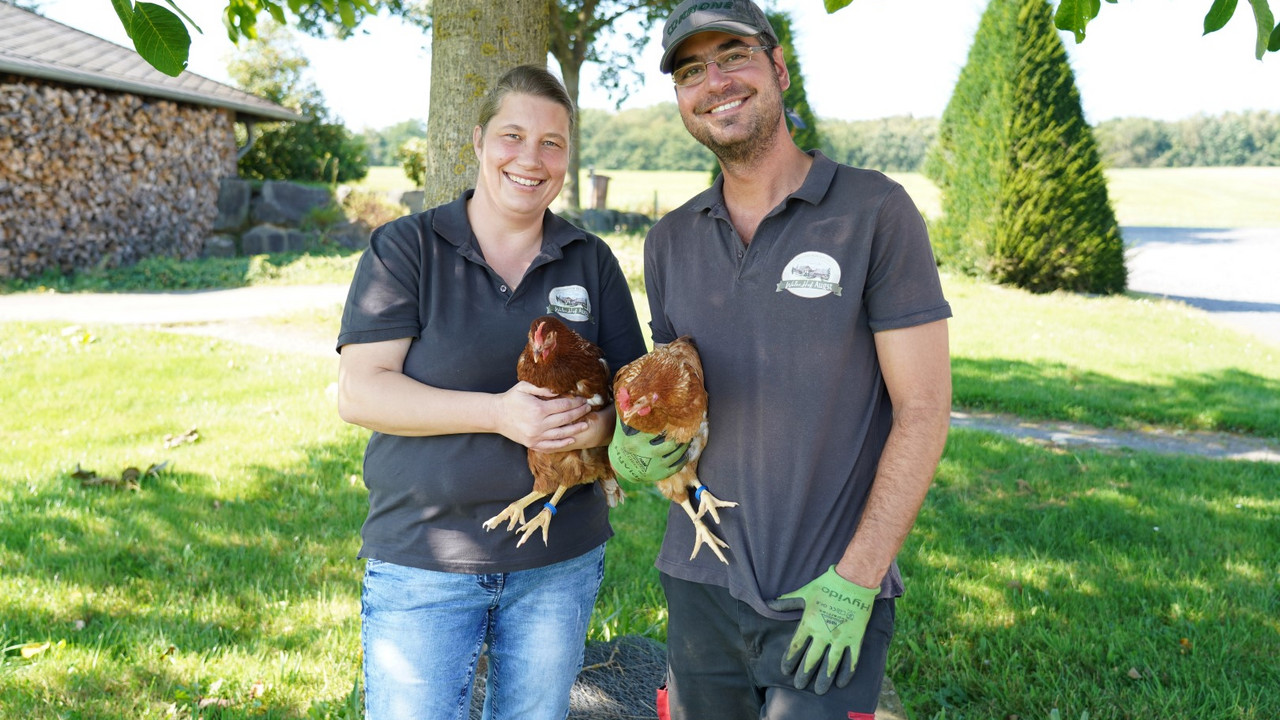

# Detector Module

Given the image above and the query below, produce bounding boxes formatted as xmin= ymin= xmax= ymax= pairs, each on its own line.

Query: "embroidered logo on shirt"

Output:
xmin=547 ymin=285 xmax=592 ymax=322
xmin=777 ymin=252 xmax=843 ymax=298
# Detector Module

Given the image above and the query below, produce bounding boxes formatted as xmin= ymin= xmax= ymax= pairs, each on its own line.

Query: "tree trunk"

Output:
xmin=424 ymin=0 xmax=552 ymax=209
xmin=560 ymin=58 xmax=582 ymax=211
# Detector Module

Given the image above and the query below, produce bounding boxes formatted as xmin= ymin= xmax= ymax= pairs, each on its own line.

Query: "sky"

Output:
xmin=37 ymin=0 xmax=1280 ymax=132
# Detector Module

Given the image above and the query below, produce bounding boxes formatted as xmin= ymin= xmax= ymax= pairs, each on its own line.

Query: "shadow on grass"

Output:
xmin=0 ymin=434 xmax=369 ymax=716
xmin=894 ymin=430 xmax=1280 ymax=718
xmin=953 ymin=356 xmax=1280 ymax=438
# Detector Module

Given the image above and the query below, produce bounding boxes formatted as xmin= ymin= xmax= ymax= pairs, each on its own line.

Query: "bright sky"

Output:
xmin=39 ymin=0 xmax=1280 ymax=131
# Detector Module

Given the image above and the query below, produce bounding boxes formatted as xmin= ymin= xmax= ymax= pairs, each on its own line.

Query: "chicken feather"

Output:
xmin=612 ymin=337 xmax=736 ymax=563
xmin=482 ymin=316 xmax=622 ymax=547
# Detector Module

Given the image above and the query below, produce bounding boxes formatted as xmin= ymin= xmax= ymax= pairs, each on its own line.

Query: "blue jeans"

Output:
xmin=361 ymin=544 xmax=605 ymax=720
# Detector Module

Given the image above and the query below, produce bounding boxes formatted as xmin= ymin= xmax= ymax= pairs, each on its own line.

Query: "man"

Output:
xmin=641 ymin=1 xmax=953 ymax=717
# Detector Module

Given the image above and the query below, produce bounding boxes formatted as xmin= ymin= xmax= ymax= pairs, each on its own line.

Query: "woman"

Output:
xmin=336 ymin=65 xmax=646 ymax=720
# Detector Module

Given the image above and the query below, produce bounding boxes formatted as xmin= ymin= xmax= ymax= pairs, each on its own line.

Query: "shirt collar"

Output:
xmin=432 ymin=188 xmax=590 ymax=260
xmin=689 ymin=149 xmax=837 ymax=216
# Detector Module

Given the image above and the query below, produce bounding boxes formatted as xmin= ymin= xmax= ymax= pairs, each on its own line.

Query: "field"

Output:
xmin=355 ymin=165 xmax=1280 ymax=227
xmin=3 ymin=166 xmax=1279 ymax=719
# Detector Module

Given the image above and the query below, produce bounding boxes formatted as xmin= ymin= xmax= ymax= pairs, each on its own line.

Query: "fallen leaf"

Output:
xmin=1179 ymin=637 xmax=1193 ymax=654
xmin=163 ymin=428 xmax=200 ymax=448
xmin=1127 ymin=667 xmax=1143 ymax=680
xmin=198 ymin=698 xmax=233 ymax=709
xmin=19 ymin=641 xmax=51 ymax=659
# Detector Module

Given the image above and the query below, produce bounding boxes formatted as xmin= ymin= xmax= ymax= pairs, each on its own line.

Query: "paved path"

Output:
xmin=2 ymin=227 xmax=1278 ymax=464
xmin=1124 ymin=226 xmax=1280 ymax=348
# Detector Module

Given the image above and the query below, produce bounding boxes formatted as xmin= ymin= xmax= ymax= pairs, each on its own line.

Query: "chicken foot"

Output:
xmin=691 ymin=481 xmax=737 ymax=523
xmin=516 ymin=485 xmax=570 ymax=547
xmin=678 ymin=498 xmax=730 ymax=564
xmin=482 ymin=490 xmax=546 ymax=533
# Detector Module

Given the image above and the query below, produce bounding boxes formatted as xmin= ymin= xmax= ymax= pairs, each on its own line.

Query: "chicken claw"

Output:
xmin=482 ymin=490 xmax=545 ymax=532
xmin=515 ymin=486 xmax=569 ymax=547
xmin=692 ymin=482 xmax=737 ymax=524
xmin=600 ymin=477 xmax=626 ymax=508
xmin=679 ymin=499 xmax=730 ymax=564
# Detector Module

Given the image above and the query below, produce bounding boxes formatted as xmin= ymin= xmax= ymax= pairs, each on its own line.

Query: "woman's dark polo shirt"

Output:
xmin=338 ymin=190 xmax=646 ymax=573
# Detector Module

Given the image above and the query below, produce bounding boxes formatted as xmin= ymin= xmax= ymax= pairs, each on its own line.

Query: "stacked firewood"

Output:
xmin=0 ymin=78 xmax=236 ymax=280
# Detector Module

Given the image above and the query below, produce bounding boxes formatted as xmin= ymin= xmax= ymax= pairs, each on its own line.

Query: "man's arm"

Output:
xmin=835 ymin=318 xmax=951 ymax=588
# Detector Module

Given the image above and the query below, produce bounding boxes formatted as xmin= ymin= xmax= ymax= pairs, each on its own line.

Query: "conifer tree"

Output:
xmin=926 ymin=0 xmax=1126 ymax=294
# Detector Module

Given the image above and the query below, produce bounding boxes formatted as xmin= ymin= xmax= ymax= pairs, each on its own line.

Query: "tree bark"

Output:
xmin=424 ymin=0 xmax=552 ymax=209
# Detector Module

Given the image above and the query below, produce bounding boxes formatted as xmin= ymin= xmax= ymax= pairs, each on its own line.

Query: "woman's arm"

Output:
xmin=337 ymin=338 xmax=593 ymax=451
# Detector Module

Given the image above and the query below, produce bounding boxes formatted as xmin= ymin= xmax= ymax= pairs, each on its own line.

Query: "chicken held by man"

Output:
xmin=483 ymin=315 xmax=623 ymax=547
xmin=609 ymin=337 xmax=736 ymax=563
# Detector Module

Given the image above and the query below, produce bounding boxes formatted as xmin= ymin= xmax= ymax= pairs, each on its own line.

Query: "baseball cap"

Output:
xmin=659 ymin=0 xmax=779 ymax=74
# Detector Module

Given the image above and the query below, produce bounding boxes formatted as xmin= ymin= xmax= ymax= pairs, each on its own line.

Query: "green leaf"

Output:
xmin=1270 ymin=22 xmax=1280 ymax=51
xmin=111 ymin=0 xmax=133 ymax=36
xmin=338 ymin=0 xmax=356 ymax=28
xmin=1248 ymin=0 xmax=1276 ymax=57
xmin=824 ymin=0 xmax=854 ymax=13
xmin=130 ymin=2 xmax=191 ymax=77
xmin=1204 ymin=0 xmax=1239 ymax=34
xmin=1054 ymin=0 xmax=1102 ymax=43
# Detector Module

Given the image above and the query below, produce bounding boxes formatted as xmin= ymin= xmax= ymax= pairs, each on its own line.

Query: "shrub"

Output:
xmin=926 ymin=0 xmax=1126 ymax=294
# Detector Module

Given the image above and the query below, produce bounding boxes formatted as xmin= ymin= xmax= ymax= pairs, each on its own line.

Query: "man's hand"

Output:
xmin=608 ymin=415 xmax=689 ymax=484
xmin=766 ymin=566 xmax=878 ymax=695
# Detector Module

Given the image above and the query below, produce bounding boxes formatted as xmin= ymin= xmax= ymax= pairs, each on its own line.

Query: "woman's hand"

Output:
xmin=494 ymin=382 xmax=593 ymax=451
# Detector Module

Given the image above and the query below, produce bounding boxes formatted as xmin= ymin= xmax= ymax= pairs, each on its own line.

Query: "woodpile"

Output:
xmin=0 ymin=77 xmax=236 ymax=280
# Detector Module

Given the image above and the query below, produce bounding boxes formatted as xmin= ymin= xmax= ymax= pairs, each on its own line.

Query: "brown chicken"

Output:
xmin=612 ymin=337 xmax=737 ymax=564
xmin=482 ymin=316 xmax=623 ymax=547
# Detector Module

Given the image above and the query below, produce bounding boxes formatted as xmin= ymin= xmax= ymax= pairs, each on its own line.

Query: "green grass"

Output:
xmin=946 ymin=273 xmax=1280 ymax=437
xmin=2 ymin=318 xmax=1275 ymax=718
xmin=4 ymin=165 xmax=1279 ymax=717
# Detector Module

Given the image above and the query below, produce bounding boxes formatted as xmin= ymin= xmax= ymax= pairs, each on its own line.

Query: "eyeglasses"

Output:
xmin=671 ymin=45 xmax=773 ymax=88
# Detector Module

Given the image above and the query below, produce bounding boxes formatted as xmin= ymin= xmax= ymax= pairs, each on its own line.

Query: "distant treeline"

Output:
xmin=361 ymin=106 xmax=1280 ymax=172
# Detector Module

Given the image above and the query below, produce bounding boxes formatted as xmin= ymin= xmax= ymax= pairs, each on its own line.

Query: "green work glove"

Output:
xmin=766 ymin=565 xmax=878 ymax=695
xmin=608 ymin=414 xmax=689 ymax=484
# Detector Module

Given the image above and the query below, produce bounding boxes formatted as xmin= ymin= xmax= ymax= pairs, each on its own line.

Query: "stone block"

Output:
xmin=252 ymin=181 xmax=333 ymax=226
xmin=201 ymin=234 xmax=238 ymax=258
xmin=389 ymin=189 xmax=426 ymax=214
xmin=213 ymin=177 xmax=251 ymax=232
xmin=241 ymin=224 xmax=307 ymax=255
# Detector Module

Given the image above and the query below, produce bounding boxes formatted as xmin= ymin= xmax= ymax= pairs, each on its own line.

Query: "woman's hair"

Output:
xmin=475 ymin=64 xmax=576 ymax=145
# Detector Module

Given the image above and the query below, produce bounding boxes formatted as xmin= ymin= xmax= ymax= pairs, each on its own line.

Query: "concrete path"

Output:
xmin=1124 ymin=226 xmax=1280 ymax=348
xmin=2 ymin=229 xmax=1277 ymax=465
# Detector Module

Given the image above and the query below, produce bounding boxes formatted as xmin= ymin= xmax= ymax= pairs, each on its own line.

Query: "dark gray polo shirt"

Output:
xmin=338 ymin=190 xmax=647 ymax=573
xmin=644 ymin=151 xmax=951 ymax=618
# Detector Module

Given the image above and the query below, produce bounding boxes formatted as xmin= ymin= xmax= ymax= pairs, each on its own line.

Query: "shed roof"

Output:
xmin=0 ymin=4 xmax=302 ymax=123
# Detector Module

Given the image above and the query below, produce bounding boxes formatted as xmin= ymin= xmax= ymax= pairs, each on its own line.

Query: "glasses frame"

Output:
xmin=671 ymin=45 xmax=774 ymax=88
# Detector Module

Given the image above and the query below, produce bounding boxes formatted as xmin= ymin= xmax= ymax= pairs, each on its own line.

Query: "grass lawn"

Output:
xmin=2 ymin=312 xmax=1276 ymax=719
xmin=3 ymin=165 xmax=1278 ymax=718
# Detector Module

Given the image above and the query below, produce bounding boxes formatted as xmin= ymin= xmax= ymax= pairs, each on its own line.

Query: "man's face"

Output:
xmin=671 ymin=31 xmax=788 ymax=166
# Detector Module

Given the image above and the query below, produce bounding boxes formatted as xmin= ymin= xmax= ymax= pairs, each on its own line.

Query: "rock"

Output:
xmin=200 ymin=234 xmax=238 ymax=258
xmin=213 ymin=178 xmax=251 ymax=232
xmin=251 ymin=181 xmax=332 ymax=226
xmin=389 ymin=189 xmax=425 ymax=214
xmin=241 ymin=224 xmax=306 ymax=255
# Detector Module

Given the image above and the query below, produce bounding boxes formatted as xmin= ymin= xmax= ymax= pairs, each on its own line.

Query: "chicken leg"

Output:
xmin=690 ymin=481 xmax=737 ymax=523
xmin=515 ymin=485 xmax=570 ymax=547
xmin=678 ymin=498 xmax=730 ymax=564
xmin=482 ymin=490 xmax=547 ymax=533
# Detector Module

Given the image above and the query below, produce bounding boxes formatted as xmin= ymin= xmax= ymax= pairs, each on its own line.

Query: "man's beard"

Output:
xmin=683 ymin=75 xmax=785 ymax=170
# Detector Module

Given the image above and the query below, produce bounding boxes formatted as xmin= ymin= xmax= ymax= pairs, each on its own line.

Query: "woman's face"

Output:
xmin=472 ymin=92 xmax=571 ymax=220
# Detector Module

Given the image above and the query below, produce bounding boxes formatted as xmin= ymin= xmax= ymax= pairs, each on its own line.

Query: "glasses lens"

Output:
xmin=671 ymin=46 xmax=766 ymax=87
xmin=716 ymin=48 xmax=753 ymax=72
xmin=673 ymin=65 xmax=702 ymax=87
